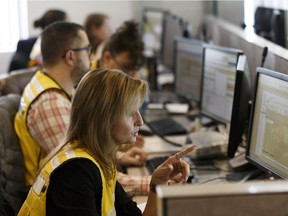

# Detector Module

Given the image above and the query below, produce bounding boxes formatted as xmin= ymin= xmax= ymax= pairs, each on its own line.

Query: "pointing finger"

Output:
xmin=174 ymin=144 xmax=196 ymax=160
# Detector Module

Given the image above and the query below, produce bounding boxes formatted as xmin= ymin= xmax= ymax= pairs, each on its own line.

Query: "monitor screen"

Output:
xmin=142 ymin=8 xmax=168 ymax=56
xmin=161 ymin=14 xmax=184 ymax=70
xmin=174 ymin=37 xmax=204 ymax=104
xmin=246 ymin=67 xmax=288 ymax=179
xmin=200 ymin=45 xmax=243 ymax=124
xmin=227 ymin=55 xmax=251 ymax=158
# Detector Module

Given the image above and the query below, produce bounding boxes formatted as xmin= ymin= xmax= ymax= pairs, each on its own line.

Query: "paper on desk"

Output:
xmin=147 ymin=103 xmax=165 ymax=109
xmin=143 ymin=135 xmax=183 ymax=153
xmin=165 ymin=103 xmax=189 ymax=114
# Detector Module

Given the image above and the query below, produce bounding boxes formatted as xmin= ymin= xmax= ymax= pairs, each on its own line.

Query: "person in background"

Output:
xmin=97 ymin=20 xmax=148 ymax=114
xmin=18 ymin=68 xmax=196 ymax=215
xmin=84 ymin=13 xmax=112 ymax=63
xmin=95 ymin=20 xmax=145 ymax=78
xmin=28 ymin=9 xmax=68 ymax=67
xmin=14 ymin=21 xmax=91 ymax=187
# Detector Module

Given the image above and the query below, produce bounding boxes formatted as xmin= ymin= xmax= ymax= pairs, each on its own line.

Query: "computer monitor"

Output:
xmin=161 ymin=14 xmax=185 ymax=71
xmin=246 ymin=67 xmax=288 ymax=179
xmin=227 ymin=55 xmax=252 ymax=158
xmin=270 ymin=9 xmax=287 ymax=48
xmin=254 ymin=6 xmax=287 ymax=48
xmin=200 ymin=44 xmax=243 ymax=124
xmin=141 ymin=8 xmax=168 ymax=57
xmin=173 ymin=37 xmax=204 ymax=105
xmin=254 ymin=6 xmax=273 ymax=38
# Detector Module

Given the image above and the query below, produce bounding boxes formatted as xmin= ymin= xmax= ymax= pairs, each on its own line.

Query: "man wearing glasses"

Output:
xmin=15 ymin=22 xmax=92 ymax=187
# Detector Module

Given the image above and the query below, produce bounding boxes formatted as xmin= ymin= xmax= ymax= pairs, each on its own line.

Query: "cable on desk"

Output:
xmin=191 ymin=166 xmax=220 ymax=172
xmin=197 ymin=176 xmax=227 ymax=185
xmin=143 ymin=116 xmax=187 ymax=147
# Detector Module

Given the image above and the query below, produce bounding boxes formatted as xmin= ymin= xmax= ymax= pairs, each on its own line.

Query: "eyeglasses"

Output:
xmin=71 ymin=45 xmax=92 ymax=55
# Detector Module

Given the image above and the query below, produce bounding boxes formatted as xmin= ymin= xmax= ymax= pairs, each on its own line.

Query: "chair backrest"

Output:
xmin=0 ymin=94 xmax=26 ymax=212
xmin=8 ymin=37 xmax=37 ymax=72
xmin=0 ymin=67 xmax=38 ymax=96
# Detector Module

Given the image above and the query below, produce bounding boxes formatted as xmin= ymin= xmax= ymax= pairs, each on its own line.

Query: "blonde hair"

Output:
xmin=41 ymin=69 xmax=149 ymax=181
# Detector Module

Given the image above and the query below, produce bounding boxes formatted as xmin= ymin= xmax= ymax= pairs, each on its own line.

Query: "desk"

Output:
xmin=128 ymin=106 xmax=234 ymax=206
xmin=127 ymin=133 xmax=233 ymax=205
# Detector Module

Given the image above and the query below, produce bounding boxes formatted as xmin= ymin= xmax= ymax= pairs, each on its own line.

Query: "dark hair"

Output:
xmin=41 ymin=22 xmax=84 ymax=67
xmin=34 ymin=9 xmax=67 ymax=30
xmin=84 ymin=13 xmax=108 ymax=50
xmin=104 ymin=20 xmax=145 ymax=68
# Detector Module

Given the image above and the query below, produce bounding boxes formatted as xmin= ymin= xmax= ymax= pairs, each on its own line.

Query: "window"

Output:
xmin=0 ymin=0 xmax=28 ymax=52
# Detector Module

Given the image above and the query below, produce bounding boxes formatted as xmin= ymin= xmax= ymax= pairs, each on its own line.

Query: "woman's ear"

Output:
xmin=102 ymin=51 xmax=112 ymax=67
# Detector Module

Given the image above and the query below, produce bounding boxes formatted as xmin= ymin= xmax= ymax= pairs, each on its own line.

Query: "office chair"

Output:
xmin=0 ymin=67 xmax=38 ymax=96
xmin=8 ymin=37 xmax=37 ymax=72
xmin=0 ymin=94 xmax=27 ymax=212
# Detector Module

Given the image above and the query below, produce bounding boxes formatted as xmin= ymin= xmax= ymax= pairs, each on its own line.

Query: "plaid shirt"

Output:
xmin=27 ymin=90 xmax=150 ymax=196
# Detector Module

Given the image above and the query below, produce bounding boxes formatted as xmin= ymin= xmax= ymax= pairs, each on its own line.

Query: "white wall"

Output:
xmin=133 ymin=1 xmax=204 ymax=38
xmin=0 ymin=52 xmax=13 ymax=73
xmin=217 ymin=0 xmax=244 ymax=27
xmin=1 ymin=0 xmax=205 ymax=74
xmin=26 ymin=1 xmax=205 ymax=38
xmin=27 ymin=0 xmax=135 ymax=36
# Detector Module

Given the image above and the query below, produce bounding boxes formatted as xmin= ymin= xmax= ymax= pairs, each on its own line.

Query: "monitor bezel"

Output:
xmin=160 ymin=13 xmax=184 ymax=70
xmin=200 ymin=44 xmax=243 ymax=125
xmin=141 ymin=7 xmax=170 ymax=57
xmin=246 ymin=67 xmax=288 ymax=179
xmin=227 ymin=54 xmax=251 ymax=158
xmin=173 ymin=36 xmax=205 ymax=105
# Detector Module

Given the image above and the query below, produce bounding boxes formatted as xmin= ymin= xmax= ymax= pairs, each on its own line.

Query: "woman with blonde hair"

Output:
xmin=19 ymin=69 xmax=196 ymax=215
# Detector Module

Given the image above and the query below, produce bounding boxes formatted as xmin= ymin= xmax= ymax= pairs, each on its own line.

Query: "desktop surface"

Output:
xmin=156 ymin=181 xmax=288 ymax=216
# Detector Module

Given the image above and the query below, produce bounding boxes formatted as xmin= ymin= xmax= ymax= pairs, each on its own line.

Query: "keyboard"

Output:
xmin=147 ymin=118 xmax=188 ymax=136
xmin=146 ymin=156 xmax=169 ymax=174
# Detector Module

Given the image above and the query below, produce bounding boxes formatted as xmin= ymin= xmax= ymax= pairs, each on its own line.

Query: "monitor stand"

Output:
xmin=228 ymin=153 xmax=253 ymax=172
xmin=226 ymin=153 xmax=266 ymax=181
xmin=226 ymin=168 xmax=266 ymax=182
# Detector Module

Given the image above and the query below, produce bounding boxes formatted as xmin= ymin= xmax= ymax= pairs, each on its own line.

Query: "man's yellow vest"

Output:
xmin=18 ymin=144 xmax=116 ymax=216
xmin=14 ymin=70 xmax=71 ymax=186
xmin=90 ymin=59 xmax=99 ymax=70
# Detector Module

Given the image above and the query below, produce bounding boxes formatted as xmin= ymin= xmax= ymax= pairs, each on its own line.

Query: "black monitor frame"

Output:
xmin=160 ymin=13 xmax=185 ymax=71
xmin=227 ymin=55 xmax=251 ymax=158
xmin=200 ymin=44 xmax=243 ymax=125
xmin=173 ymin=36 xmax=205 ymax=105
xmin=246 ymin=67 xmax=288 ymax=179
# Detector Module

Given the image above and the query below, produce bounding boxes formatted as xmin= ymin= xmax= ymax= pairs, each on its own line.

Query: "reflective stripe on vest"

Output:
xmin=14 ymin=70 xmax=71 ymax=186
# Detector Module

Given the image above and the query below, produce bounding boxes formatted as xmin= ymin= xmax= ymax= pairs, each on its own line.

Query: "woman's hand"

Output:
xmin=135 ymin=134 xmax=145 ymax=148
xmin=117 ymin=146 xmax=147 ymax=166
xmin=150 ymin=145 xmax=196 ymax=186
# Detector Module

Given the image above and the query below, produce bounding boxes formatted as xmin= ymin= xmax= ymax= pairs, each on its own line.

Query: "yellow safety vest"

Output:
xmin=18 ymin=144 xmax=116 ymax=216
xmin=14 ymin=70 xmax=71 ymax=186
